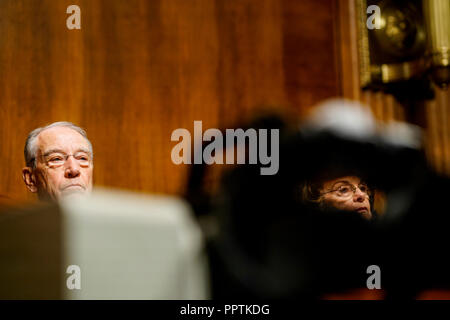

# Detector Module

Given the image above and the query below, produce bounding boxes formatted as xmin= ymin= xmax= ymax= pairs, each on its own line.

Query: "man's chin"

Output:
xmin=59 ymin=187 xmax=88 ymax=200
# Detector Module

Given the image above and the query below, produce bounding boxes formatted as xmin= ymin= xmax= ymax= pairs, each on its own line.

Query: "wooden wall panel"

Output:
xmin=0 ymin=0 xmax=340 ymax=204
xmin=281 ymin=0 xmax=341 ymax=116
xmin=337 ymin=0 xmax=450 ymax=176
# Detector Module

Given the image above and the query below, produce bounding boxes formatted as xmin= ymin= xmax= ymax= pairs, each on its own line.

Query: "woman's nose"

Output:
xmin=353 ymin=187 xmax=365 ymax=202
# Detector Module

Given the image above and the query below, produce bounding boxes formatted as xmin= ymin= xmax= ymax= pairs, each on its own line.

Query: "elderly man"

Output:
xmin=22 ymin=122 xmax=93 ymax=201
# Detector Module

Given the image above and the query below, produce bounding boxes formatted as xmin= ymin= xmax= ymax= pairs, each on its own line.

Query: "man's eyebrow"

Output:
xmin=75 ymin=148 xmax=91 ymax=154
xmin=42 ymin=148 xmax=91 ymax=157
xmin=42 ymin=149 xmax=65 ymax=157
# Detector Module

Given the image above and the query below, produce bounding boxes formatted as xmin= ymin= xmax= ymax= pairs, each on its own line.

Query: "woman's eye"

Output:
xmin=339 ymin=187 xmax=350 ymax=193
xmin=51 ymin=157 xmax=62 ymax=161
xmin=360 ymin=186 xmax=368 ymax=192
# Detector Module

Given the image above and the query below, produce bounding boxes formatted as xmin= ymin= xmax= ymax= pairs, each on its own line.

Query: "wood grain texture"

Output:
xmin=0 ymin=0 xmax=339 ymax=204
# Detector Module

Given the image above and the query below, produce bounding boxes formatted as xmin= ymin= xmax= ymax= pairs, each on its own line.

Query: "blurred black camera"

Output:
xmin=186 ymin=102 xmax=450 ymax=299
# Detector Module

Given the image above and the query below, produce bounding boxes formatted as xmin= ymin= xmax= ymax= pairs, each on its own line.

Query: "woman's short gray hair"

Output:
xmin=24 ymin=121 xmax=93 ymax=168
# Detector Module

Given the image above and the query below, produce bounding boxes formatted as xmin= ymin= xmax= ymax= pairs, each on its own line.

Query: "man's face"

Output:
xmin=320 ymin=176 xmax=372 ymax=220
xmin=25 ymin=126 xmax=93 ymax=201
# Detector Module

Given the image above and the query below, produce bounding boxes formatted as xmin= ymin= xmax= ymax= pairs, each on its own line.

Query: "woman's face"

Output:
xmin=319 ymin=176 xmax=372 ymax=220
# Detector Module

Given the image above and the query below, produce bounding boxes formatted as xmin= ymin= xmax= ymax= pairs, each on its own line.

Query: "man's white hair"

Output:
xmin=24 ymin=121 xmax=93 ymax=168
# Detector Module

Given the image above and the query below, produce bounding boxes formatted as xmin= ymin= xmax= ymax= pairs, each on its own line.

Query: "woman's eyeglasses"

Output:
xmin=321 ymin=183 xmax=370 ymax=199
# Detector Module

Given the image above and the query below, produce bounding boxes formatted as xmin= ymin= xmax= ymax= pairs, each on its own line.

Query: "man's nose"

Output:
xmin=64 ymin=156 xmax=81 ymax=178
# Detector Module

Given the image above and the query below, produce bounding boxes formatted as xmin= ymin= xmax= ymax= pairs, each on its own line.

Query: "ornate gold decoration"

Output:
xmin=423 ymin=0 xmax=450 ymax=88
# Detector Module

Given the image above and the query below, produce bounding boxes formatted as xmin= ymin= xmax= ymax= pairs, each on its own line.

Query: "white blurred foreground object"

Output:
xmin=302 ymin=98 xmax=377 ymax=140
xmin=380 ymin=121 xmax=423 ymax=150
xmin=60 ymin=188 xmax=210 ymax=299
xmin=0 ymin=188 xmax=209 ymax=299
xmin=302 ymin=98 xmax=423 ymax=149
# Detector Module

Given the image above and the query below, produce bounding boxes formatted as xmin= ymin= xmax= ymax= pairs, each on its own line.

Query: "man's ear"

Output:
xmin=22 ymin=167 xmax=38 ymax=193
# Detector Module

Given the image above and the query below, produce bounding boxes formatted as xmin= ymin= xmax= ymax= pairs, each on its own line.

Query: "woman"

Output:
xmin=302 ymin=175 xmax=373 ymax=220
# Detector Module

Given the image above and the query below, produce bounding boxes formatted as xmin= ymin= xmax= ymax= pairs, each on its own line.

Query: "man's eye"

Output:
xmin=339 ymin=187 xmax=350 ymax=193
xmin=50 ymin=157 xmax=63 ymax=162
xmin=359 ymin=185 xmax=368 ymax=192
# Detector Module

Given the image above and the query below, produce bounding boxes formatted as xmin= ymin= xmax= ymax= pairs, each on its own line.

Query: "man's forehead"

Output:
xmin=37 ymin=126 xmax=89 ymax=152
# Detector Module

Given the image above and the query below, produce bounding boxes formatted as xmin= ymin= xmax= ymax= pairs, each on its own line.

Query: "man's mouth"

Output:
xmin=63 ymin=184 xmax=85 ymax=190
xmin=356 ymin=207 xmax=368 ymax=213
